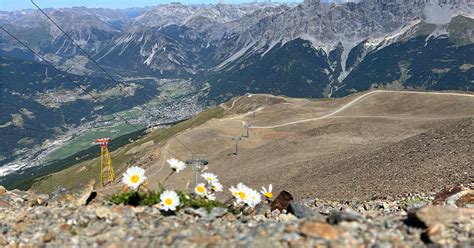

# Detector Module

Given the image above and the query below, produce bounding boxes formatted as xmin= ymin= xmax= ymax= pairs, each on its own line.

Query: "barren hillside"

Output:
xmin=30 ymin=90 xmax=474 ymax=200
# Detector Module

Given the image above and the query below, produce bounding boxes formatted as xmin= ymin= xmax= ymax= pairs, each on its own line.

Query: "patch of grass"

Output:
xmin=46 ymin=124 xmax=143 ymax=162
xmin=177 ymin=191 xmax=227 ymax=212
xmin=110 ymin=190 xmax=227 ymax=212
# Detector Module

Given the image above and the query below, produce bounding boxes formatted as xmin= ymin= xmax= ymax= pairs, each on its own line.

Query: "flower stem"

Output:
xmin=162 ymin=171 xmax=175 ymax=186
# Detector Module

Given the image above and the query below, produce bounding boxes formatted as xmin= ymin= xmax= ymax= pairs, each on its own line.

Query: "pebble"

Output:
xmin=0 ymin=185 xmax=471 ymax=247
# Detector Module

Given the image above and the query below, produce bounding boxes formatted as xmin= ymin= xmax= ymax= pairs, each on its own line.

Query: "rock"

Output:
xmin=0 ymin=201 xmax=10 ymax=208
xmin=433 ymin=184 xmax=468 ymax=205
xmin=299 ymin=221 xmax=339 ymax=240
xmin=443 ymin=189 xmax=474 ymax=207
xmin=327 ymin=208 xmax=364 ymax=224
xmin=278 ymin=213 xmax=298 ymax=222
xmin=454 ymin=192 xmax=474 ymax=208
xmin=183 ymin=207 xmax=227 ymax=221
xmin=84 ymin=222 xmax=108 ymax=237
xmin=0 ymin=186 xmax=472 ymax=247
xmin=271 ymin=209 xmax=281 ymax=218
xmin=42 ymin=232 xmax=55 ymax=243
xmin=209 ymin=207 xmax=228 ymax=219
xmin=74 ymin=180 xmax=96 ymax=206
xmin=96 ymin=207 xmax=113 ymax=219
xmin=407 ymin=206 xmax=474 ymax=227
xmin=271 ymin=191 xmax=293 ymax=212
xmin=36 ymin=194 xmax=49 ymax=206
xmin=252 ymin=214 xmax=267 ymax=221
xmin=425 ymin=223 xmax=445 ymax=244
xmin=0 ymin=186 xmax=6 ymax=195
xmin=184 ymin=207 xmax=208 ymax=218
xmin=288 ymin=201 xmax=318 ymax=218
xmin=223 ymin=213 xmax=237 ymax=222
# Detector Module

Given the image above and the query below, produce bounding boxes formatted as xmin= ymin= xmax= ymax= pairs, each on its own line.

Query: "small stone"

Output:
xmin=59 ymin=224 xmax=72 ymax=231
xmin=84 ymin=222 xmax=108 ymax=237
xmin=407 ymin=206 xmax=474 ymax=227
xmin=36 ymin=194 xmax=49 ymax=206
xmin=73 ymin=180 xmax=96 ymax=206
xmin=96 ymin=207 xmax=113 ymax=219
xmin=327 ymin=208 xmax=364 ymax=224
xmin=425 ymin=223 xmax=444 ymax=242
xmin=455 ymin=192 xmax=474 ymax=208
xmin=0 ymin=201 xmax=10 ymax=208
xmin=288 ymin=201 xmax=318 ymax=218
xmin=284 ymin=224 xmax=298 ymax=233
xmin=0 ymin=234 xmax=5 ymax=245
xmin=184 ymin=207 xmax=208 ymax=218
xmin=223 ymin=213 xmax=237 ymax=222
xmin=132 ymin=206 xmax=146 ymax=213
xmin=433 ymin=184 xmax=467 ymax=205
xmin=299 ymin=221 xmax=339 ymax=240
xmin=271 ymin=209 xmax=281 ymax=218
xmin=271 ymin=191 xmax=293 ymax=212
xmin=278 ymin=213 xmax=298 ymax=222
xmin=0 ymin=186 xmax=6 ymax=195
xmin=253 ymin=214 xmax=267 ymax=221
xmin=42 ymin=232 xmax=55 ymax=243
xmin=209 ymin=207 xmax=228 ymax=219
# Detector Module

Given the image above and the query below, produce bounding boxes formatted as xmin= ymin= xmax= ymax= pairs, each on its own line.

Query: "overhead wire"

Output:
xmin=0 ymin=26 xmax=179 ymax=158
xmin=30 ymin=0 xmax=197 ymax=157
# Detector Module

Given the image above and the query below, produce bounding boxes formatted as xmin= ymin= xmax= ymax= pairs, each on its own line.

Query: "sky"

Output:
xmin=1 ymin=0 xmax=303 ymax=11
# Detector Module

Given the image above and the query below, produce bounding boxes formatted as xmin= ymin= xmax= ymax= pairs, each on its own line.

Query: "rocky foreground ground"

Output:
xmin=0 ymin=184 xmax=472 ymax=247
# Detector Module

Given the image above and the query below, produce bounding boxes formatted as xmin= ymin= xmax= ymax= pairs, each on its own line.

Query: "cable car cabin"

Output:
xmin=96 ymin=138 xmax=111 ymax=147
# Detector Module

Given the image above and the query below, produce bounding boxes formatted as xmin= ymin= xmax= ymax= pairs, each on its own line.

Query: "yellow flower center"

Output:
xmin=197 ymin=186 xmax=205 ymax=193
xmin=206 ymin=177 xmax=212 ymax=182
xmin=130 ymin=175 xmax=140 ymax=184
xmin=165 ymin=198 xmax=173 ymax=206
xmin=239 ymin=191 xmax=247 ymax=200
xmin=265 ymin=192 xmax=273 ymax=199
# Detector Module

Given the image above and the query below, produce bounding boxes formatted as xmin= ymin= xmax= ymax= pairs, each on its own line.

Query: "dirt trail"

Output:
xmin=249 ymin=90 xmax=474 ymax=129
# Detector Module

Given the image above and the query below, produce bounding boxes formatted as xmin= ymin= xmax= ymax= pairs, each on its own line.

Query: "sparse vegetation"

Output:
xmin=109 ymin=190 xmax=227 ymax=211
xmin=28 ymin=106 xmax=224 ymax=193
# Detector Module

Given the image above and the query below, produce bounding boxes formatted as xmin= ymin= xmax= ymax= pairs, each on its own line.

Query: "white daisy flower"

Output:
xmin=246 ymin=189 xmax=262 ymax=208
xmin=122 ymin=166 xmax=146 ymax=190
xmin=260 ymin=184 xmax=273 ymax=199
xmin=194 ymin=183 xmax=207 ymax=196
xmin=160 ymin=190 xmax=180 ymax=211
xmin=205 ymin=192 xmax=216 ymax=201
xmin=210 ymin=181 xmax=223 ymax=192
xmin=201 ymin=172 xmax=218 ymax=184
xmin=233 ymin=183 xmax=252 ymax=204
xmin=229 ymin=185 xmax=239 ymax=198
xmin=167 ymin=158 xmax=186 ymax=173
